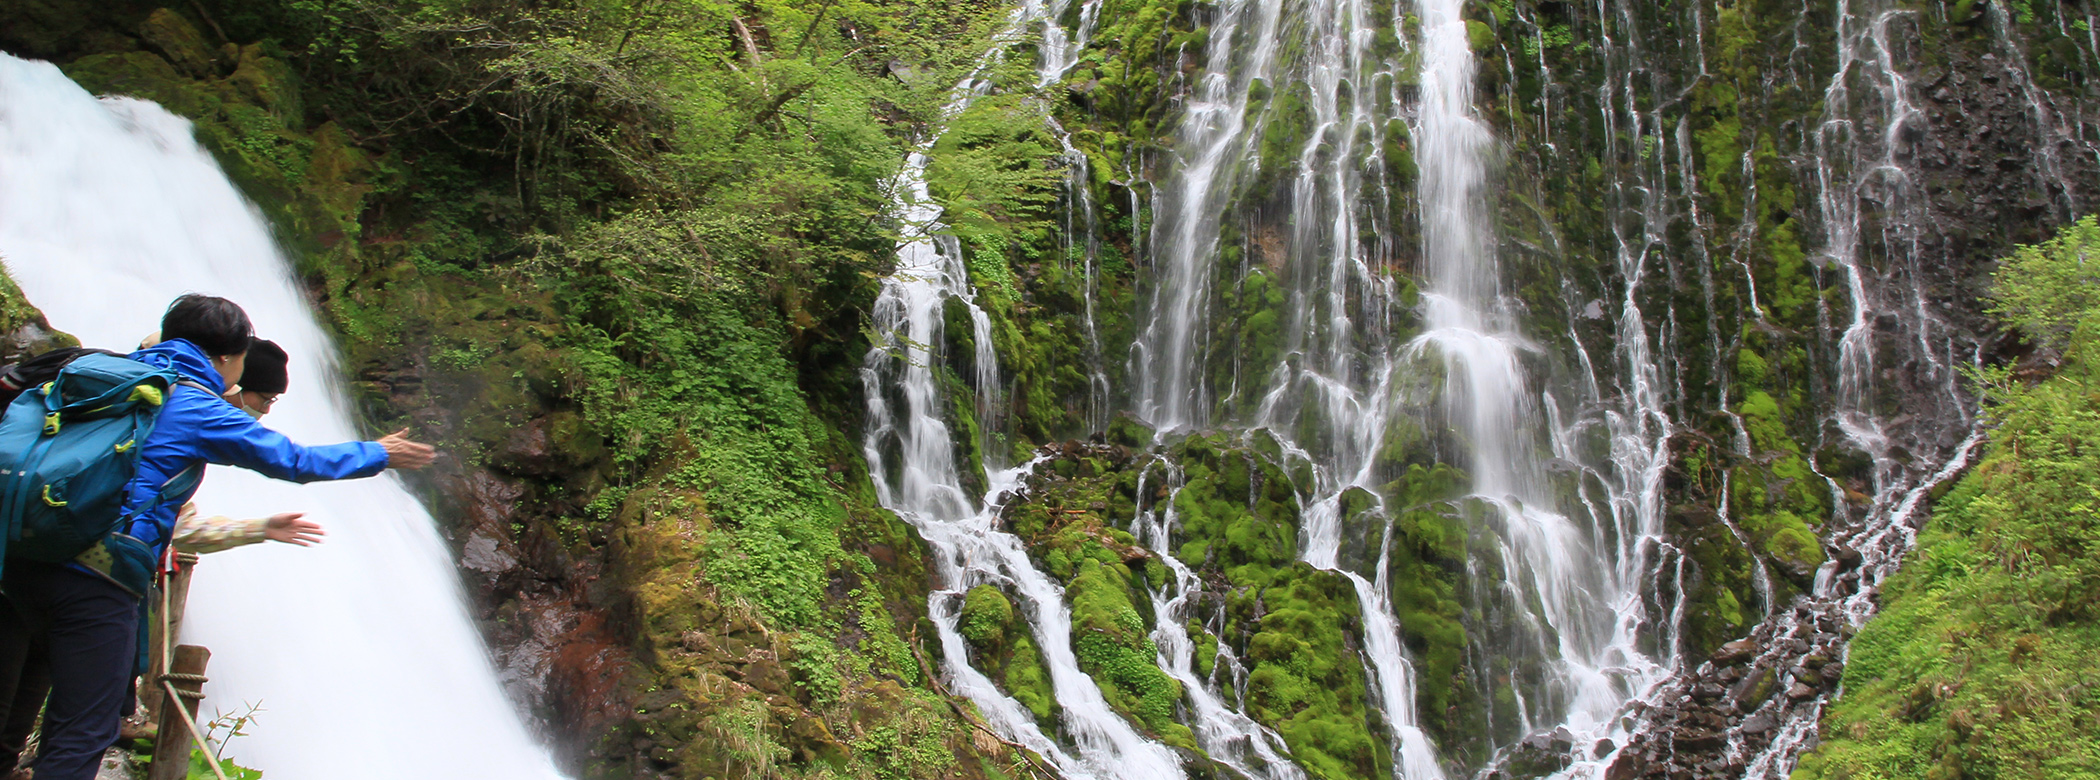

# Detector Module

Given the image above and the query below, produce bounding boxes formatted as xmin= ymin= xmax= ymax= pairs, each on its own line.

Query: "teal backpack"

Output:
xmin=0 ymin=352 xmax=193 ymax=569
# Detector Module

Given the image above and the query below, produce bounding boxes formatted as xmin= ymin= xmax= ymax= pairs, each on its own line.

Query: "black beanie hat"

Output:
xmin=240 ymin=339 xmax=290 ymax=395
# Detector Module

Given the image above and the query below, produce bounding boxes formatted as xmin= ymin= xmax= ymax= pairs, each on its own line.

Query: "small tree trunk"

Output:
xmin=147 ymin=645 xmax=210 ymax=780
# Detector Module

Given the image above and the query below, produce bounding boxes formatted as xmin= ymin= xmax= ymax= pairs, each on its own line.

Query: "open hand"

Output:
xmin=264 ymin=512 xmax=326 ymax=546
xmin=378 ymin=428 xmax=437 ymax=470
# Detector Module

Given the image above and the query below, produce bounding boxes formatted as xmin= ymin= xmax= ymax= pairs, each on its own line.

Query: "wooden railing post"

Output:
xmin=146 ymin=644 xmax=209 ymax=780
xmin=143 ymin=552 xmax=198 ymax=725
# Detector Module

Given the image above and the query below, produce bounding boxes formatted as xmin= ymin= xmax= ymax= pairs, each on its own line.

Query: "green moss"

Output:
xmin=1004 ymin=636 xmax=1057 ymax=724
xmin=1736 ymin=390 xmax=1794 ymax=453
xmin=1241 ymin=564 xmax=1388 ymax=780
xmin=1069 ymin=558 xmax=1193 ymax=745
xmin=960 ymin=585 xmax=1016 ymax=649
xmin=0 ymin=271 xmax=74 ymax=354
xmin=1735 ymin=348 xmax=1769 ymax=386
xmin=1190 ymin=621 xmax=1220 ymax=677
xmin=1380 ymin=464 xmax=1478 ymax=757
xmin=1171 ymin=434 xmax=1299 ymax=571
xmin=1466 ymin=19 xmax=1497 ymax=51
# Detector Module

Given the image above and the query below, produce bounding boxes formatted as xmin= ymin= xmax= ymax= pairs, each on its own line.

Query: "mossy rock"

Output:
xmin=959 ymin=584 xmax=1015 ymax=650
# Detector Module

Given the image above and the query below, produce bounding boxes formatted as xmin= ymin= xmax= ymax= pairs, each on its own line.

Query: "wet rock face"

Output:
xmin=1474 ymin=2 xmax=2100 ymax=776
xmin=442 ymin=466 xmax=631 ymax=764
xmin=356 ymin=314 xmax=632 ymax=769
xmin=1608 ymin=604 xmax=1850 ymax=778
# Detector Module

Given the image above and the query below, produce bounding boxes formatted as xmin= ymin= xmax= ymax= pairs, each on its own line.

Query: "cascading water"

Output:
xmin=858 ymin=4 xmax=1187 ymax=778
xmin=1722 ymin=3 xmax=1989 ymax=774
xmin=1128 ymin=461 xmax=1304 ymax=780
xmin=861 ymin=144 xmax=1182 ymax=780
xmin=1125 ymin=0 xmax=1462 ymax=770
xmin=0 ymin=55 xmax=565 ymax=779
xmin=1122 ymin=0 xmax=1681 ymax=770
xmin=1129 ymin=0 xmax=1284 ymax=431
xmin=1406 ymin=0 xmax=1673 ymax=767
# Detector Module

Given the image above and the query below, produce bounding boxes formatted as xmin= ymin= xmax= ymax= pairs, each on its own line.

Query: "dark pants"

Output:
xmin=0 ymin=591 xmax=51 ymax=770
xmin=0 ymin=563 xmax=137 ymax=780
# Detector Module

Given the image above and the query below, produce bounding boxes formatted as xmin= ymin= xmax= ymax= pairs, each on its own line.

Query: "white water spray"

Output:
xmin=1130 ymin=0 xmax=1286 ymax=430
xmin=0 ymin=55 xmax=565 ymax=779
xmin=1409 ymin=0 xmax=1672 ymax=768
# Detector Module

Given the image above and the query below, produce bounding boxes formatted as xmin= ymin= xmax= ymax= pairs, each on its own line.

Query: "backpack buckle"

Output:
xmin=40 ymin=412 xmax=58 ymax=436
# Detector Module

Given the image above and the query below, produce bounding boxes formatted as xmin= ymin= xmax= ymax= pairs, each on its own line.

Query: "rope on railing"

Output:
xmin=160 ymin=676 xmax=228 ymax=780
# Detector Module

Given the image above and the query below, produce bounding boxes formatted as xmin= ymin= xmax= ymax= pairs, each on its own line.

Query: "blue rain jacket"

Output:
xmin=116 ymin=339 xmax=388 ymax=557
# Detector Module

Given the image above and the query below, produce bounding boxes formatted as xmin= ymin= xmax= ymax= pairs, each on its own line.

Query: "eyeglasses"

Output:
xmin=251 ymin=392 xmax=281 ymax=410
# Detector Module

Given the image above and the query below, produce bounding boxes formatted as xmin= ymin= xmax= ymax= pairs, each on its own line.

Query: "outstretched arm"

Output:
xmin=174 ymin=506 xmax=325 ymax=554
xmin=191 ymin=401 xmax=394 ymax=482
xmin=263 ymin=513 xmax=325 ymax=545
xmin=376 ymin=428 xmax=436 ymax=470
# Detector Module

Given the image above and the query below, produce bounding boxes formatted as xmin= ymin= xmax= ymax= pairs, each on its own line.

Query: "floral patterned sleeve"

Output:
xmin=170 ymin=501 xmax=270 ymax=555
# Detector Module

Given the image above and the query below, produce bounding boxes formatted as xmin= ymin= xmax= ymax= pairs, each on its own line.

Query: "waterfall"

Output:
xmin=1723 ymin=2 xmax=1989 ymax=774
xmin=1126 ymin=0 xmax=1460 ymax=768
xmin=1407 ymin=0 xmax=1664 ymax=767
xmin=1120 ymin=0 xmax=1681 ymax=770
xmin=1128 ymin=460 xmax=1304 ymax=780
xmin=0 ymin=55 xmax=565 ymax=778
xmin=1129 ymin=0 xmax=1285 ymax=431
xmin=858 ymin=3 xmax=1187 ymax=777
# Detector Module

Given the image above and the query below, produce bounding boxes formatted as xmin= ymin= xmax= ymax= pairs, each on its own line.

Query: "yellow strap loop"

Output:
xmin=128 ymin=384 xmax=165 ymax=407
xmin=41 ymin=485 xmax=65 ymax=507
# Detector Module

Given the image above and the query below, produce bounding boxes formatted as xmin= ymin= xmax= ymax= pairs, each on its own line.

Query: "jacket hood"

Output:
xmin=130 ymin=338 xmax=227 ymax=394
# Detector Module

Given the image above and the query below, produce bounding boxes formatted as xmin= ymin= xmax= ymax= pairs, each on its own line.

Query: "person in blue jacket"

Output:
xmin=5 ymin=294 xmax=435 ymax=780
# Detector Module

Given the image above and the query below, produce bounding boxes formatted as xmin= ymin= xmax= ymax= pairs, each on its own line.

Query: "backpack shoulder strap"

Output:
xmin=115 ymin=463 xmax=203 ymax=533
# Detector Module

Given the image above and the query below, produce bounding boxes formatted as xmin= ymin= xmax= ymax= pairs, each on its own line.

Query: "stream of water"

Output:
xmin=0 ymin=54 xmax=565 ymax=779
xmin=1729 ymin=3 xmax=1989 ymax=773
xmin=857 ymin=3 xmax=1189 ymax=777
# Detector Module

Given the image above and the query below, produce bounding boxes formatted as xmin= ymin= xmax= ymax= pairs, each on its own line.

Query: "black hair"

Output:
xmin=160 ymin=294 xmax=253 ymax=357
xmin=239 ymin=339 xmax=290 ymax=395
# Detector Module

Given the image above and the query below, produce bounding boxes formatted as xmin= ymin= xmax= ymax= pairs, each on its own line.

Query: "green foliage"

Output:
xmin=1797 ymin=220 xmax=2100 ymax=779
xmin=853 ymin=722 xmax=957 ymax=780
xmin=928 ymin=92 xmax=1064 ymax=301
xmin=188 ymin=751 xmax=265 ymax=780
xmin=1988 ymin=215 xmax=2100 ymax=354
xmin=925 ymin=81 xmax=1119 ymax=447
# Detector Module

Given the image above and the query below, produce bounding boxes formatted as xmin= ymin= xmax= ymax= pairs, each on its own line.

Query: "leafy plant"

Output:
xmin=182 ymin=700 xmax=268 ymax=779
xmin=1795 ymin=218 xmax=2100 ymax=778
